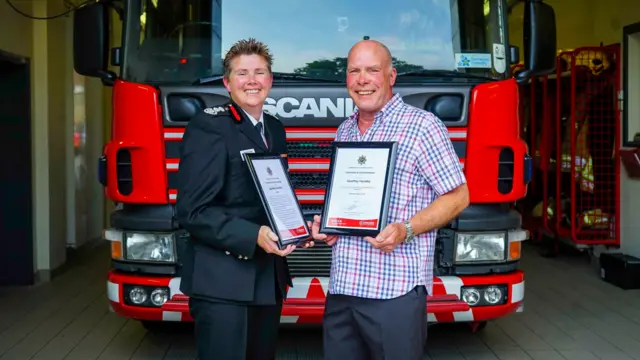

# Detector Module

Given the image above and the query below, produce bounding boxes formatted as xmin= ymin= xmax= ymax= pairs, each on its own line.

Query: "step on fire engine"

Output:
xmin=73 ymin=0 xmax=557 ymax=331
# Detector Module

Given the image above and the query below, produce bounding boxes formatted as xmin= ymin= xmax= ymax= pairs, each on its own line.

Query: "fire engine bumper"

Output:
xmin=106 ymin=269 xmax=524 ymax=324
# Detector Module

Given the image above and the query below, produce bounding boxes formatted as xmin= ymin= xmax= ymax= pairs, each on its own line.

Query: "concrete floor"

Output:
xmin=1 ymin=241 xmax=640 ymax=360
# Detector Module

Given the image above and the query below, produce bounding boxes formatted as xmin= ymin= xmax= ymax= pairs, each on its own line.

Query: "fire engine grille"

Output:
xmin=287 ymin=241 xmax=333 ymax=277
xmin=300 ymin=204 xmax=323 ymax=218
xmin=289 ymin=172 xmax=329 ymax=189
xmin=287 ymin=204 xmax=332 ymax=277
xmin=286 ymin=141 xmax=333 ymax=158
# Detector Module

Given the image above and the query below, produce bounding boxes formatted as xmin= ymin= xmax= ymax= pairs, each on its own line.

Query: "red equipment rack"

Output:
xmin=520 ymin=44 xmax=622 ymax=252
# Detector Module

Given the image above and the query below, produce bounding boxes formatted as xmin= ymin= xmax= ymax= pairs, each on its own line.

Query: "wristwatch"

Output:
xmin=403 ymin=220 xmax=415 ymax=243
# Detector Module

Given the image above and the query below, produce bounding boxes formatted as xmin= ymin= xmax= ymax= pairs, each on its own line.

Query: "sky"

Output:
xmin=218 ymin=0 xmax=462 ymax=72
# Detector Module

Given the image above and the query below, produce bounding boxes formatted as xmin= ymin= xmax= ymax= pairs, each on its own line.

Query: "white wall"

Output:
xmin=0 ymin=0 xmax=105 ymax=281
xmin=0 ymin=0 xmax=67 ymax=276
xmin=619 ymin=30 xmax=640 ymax=258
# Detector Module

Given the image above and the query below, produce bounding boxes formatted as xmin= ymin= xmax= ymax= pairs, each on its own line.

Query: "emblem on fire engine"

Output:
xmin=357 ymin=155 xmax=367 ymax=165
xmin=204 ymin=106 xmax=227 ymax=115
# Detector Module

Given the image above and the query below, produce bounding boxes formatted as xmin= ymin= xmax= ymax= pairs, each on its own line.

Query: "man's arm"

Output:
xmin=364 ymin=115 xmax=470 ymax=251
xmin=412 ymin=115 xmax=469 ymax=236
xmin=175 ymin=114 xmax=260 ymax=258
xmin=409 ymin=183 xmax=469 ymax=236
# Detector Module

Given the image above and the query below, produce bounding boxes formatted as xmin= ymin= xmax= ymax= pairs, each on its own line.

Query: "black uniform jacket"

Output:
xmin=175 ymin=101 xmax=292 ymax=305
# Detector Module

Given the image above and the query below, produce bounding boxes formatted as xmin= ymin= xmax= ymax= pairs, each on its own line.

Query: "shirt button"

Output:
xmin=225 ymin=251 xmax=230 ymax=255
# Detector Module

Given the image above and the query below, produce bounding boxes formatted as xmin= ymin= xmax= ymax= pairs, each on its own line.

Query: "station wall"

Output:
xmin=0 ymin=0 xmax=105 ymax=282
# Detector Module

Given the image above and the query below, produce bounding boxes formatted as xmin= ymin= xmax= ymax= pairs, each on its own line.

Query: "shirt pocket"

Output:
xmin=391 ymin=141 xmax=418 ymax=184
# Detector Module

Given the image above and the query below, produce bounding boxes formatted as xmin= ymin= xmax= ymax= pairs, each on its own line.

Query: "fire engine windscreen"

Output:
xmin=122 ymin=0 xmax=510 ymax=84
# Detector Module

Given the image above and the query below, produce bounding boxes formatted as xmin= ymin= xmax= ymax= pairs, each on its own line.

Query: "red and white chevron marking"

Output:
xmin=106 ymin=271 xmax=524 ymax=324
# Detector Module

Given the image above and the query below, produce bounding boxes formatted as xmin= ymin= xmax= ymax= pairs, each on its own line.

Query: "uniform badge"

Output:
xmin=239 ymin=148 xmax=255 ymax=161
xmin=204 ymin=106 xmax=226 ymax=115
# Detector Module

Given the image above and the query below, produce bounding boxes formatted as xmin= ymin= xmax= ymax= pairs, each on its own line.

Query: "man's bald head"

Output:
xmin=345 ymin=39 xmax=397 ymax=119
xmin=348 ymin=40 xmax=394 ymax=71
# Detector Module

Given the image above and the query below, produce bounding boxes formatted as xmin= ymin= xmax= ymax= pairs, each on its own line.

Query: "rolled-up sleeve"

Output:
xmin=416 ymin=115 xmax=467 ymax=196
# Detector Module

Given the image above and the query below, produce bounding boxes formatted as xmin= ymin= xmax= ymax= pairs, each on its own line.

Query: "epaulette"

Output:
xmin=202 ymin=103 xmax=242 ymax=122
xmin=203 ymin=105 xmax=228 ymax=116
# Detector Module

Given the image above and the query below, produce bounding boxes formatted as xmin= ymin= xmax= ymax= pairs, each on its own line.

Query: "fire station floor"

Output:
xmin=1 ymin=241 xmax=640 ymax=360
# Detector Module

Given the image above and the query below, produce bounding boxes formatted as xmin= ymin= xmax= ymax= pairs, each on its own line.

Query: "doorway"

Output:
xmin=0 ymin=49 xmax=33 ymax=286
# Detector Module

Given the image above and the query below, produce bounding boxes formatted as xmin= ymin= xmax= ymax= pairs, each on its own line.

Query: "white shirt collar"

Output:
xmin=241 ymin=109 xmax=264 ymax=127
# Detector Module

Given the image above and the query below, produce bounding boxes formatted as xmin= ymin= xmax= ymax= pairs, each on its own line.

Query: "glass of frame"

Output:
xmin=245 ymin=154 xmax=311 ymax=249
xmin=319 ymin=141 xmax=398 ymax=237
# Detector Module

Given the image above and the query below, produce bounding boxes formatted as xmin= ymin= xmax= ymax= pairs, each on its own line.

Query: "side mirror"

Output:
xmin=515 ymin=0 xmax=557 ymax=84
xmin=73 ymin=2 xmax=116 ymax=84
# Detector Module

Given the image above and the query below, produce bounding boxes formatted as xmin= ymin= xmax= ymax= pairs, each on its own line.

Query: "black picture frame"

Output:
xmin=320 ymin=141 xmax=398 ymax=237
xmin=622 ymin=21 xmax=640 ymax=148
xmin=245 ymin=153 xmax=311 ymax=249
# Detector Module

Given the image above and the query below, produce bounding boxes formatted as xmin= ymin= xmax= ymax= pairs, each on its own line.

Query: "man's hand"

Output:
xmin=257 ymin=225 xmax=295 ymax=256
xmin=298 ymin=237 xmax=315 ymax=249
xmin=364 ymin=222 xmax=407 ymax=253
xmin=309 ymin=215 xmax=339 ymax=246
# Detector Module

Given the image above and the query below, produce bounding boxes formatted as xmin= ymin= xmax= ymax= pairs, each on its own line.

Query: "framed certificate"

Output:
xmin=320 ymin=141 xmax=398 ymax=237
xmin=245 ymin=154 xmax=311 ymax=249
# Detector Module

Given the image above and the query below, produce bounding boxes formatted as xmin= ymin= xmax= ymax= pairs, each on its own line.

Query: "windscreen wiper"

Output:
xmin=193 ymin=74 xmax=224 ymax=85
xmin=396 ymin=69 xmax=494 ymax=81
xmin=193 ymin=72 xmax=342 ymax=85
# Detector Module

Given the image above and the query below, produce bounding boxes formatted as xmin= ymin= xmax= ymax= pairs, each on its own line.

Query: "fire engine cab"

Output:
xmin=72 ymin=0 xmax=557 ymax=331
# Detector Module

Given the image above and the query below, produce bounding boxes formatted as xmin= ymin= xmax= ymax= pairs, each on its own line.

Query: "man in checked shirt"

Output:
xmin=310 ymin=40 xmax=470 ymax=359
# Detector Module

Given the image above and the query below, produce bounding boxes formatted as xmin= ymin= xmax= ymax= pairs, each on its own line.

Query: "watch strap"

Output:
xmin=403 ymin=220 xmax=414 ymax=243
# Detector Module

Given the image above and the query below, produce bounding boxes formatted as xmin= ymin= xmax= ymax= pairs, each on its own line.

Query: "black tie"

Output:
xmin=255 ymin=122 xmax=268 ymax=147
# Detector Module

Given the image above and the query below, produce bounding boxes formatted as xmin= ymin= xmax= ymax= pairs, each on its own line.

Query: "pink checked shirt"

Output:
xmin=328 ymin=94 xmax=466 ymax=299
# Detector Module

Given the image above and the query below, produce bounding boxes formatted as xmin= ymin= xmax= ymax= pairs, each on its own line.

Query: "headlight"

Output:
xmin=454 ymin=230 xmax=527 ymax=264
xmin=125 ymin=232 xmax=176 ymax=262
xmin=454 ymin=232 xmax=506 ymax=263
xmin=103 ymin=229 xmax=177 ymax=263
xmin=461 ymin=285 xmax=508 ymax=306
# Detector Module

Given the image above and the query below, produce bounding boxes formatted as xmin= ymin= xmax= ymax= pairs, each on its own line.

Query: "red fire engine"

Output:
xmin=72 ymin=0 xmax=557 ymax=331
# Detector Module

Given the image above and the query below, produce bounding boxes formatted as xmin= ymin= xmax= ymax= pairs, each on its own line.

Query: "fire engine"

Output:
xmin=72 ymin=0 xmax=557 ymax=331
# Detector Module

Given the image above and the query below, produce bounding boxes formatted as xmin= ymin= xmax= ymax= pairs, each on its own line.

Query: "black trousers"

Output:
xmin=322 ymin=285 xmax=427 ymax=360
xmin=189 ymin=297 xmax=282 ymax=360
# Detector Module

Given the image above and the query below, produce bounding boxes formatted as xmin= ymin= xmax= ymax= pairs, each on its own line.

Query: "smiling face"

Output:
xmin=346 ymin=41 xmax=397 ymax=117
xmin=223 ymin=54 xmax=273 ymax=111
